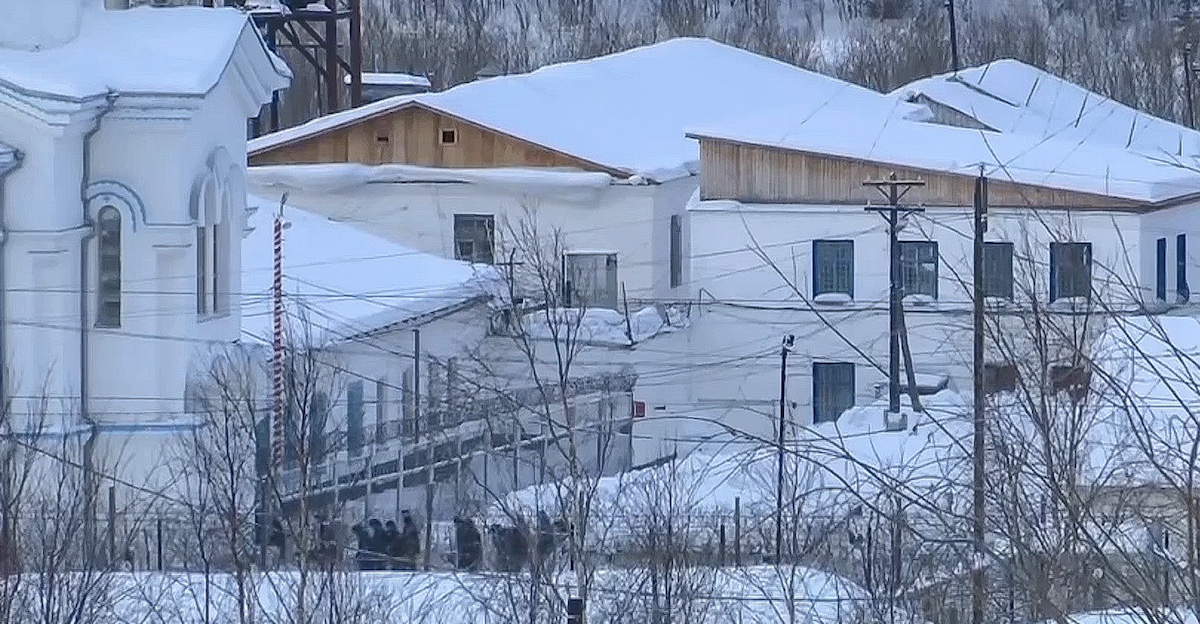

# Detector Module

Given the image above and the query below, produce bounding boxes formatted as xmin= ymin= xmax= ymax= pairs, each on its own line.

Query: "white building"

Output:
xmin=243 ymin=38 xmax=893 ymax=304
xmin=668 ymin=59 xmax=1200 ymax=450
xmin=241 ymin=196 xmax=636 ymax=522
xmin=0 ymin=0 xmax=289 ymax=492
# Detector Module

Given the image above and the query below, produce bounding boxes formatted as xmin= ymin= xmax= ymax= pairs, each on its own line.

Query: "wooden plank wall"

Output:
xmin=698 ymin=139 xmax=1141 ymax=210
xmin=251 ymin=105 xmax=610 ymax=173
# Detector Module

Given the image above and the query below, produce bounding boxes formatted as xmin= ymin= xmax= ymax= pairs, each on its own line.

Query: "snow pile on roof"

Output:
xmin=250 ymin=38 xmax=919 ymax=182
xmin=521 ymin=306 xmax=677 ymax=347
xmin=345 ymin=72 xmax=431 ymax=88
xmin=248 ymin=163 xmax=618 ymax=198
xmin=242 ymin=195 xmax=504 ymax=344
xmin=688 ymin=101 xmax=1200 ymax=203
xmin=0 ymin=7 xmax=289 ymax=100
xmin=896 ymin=60 xmax=1200 ymax=159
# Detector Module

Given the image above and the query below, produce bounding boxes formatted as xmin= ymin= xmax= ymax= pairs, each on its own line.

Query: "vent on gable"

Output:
xmin=440 ymin=128 xmax=458 ymax=146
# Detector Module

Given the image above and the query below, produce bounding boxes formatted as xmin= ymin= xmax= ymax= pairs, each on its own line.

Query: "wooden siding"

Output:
xmin=251 ymin=104 xmax=622 ymax=174
xmin=698 ymin=139 xmax=1142 ymax=210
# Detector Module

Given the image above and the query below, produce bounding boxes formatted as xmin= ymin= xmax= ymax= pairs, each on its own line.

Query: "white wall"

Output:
xmin=0 ymin=43 xmax=274 ymax=501
xmin=658 ymin=199 xmax=1156 ymax=456
xmin=247 ymin=174 xmax=701 ymax=302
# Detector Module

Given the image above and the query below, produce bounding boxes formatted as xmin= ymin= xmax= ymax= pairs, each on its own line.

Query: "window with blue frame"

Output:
xmin=1156 ymin=238 xmax=1168 ymax=301
xmin=813 ymin=362 xmax=855 ymax=423
xmin=813 ymin=240 xmax=854 ymax=297
xmin=1050 ymin=242 xmax=1092 ymax=301
xmin=346 ymin=381 xmax=365 ymax=456
xmin=1179 ymin=234 xmax=1190 ymax=303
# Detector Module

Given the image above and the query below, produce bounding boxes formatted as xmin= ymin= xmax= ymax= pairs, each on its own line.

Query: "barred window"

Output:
xmin=900 ymin=241 xmax=938 ymax=298
xmin=984 ymin=242 xmax=1014 ymax=299
xmin=1050 ymin=242 xmax=1091 ymax=301
xmin=813 ymin=240 xmax=854 ymax=297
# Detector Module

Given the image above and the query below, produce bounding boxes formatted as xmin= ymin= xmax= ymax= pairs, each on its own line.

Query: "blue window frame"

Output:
xmin=813 ymin=362 xmax=855 ymax=423
xmin=1156 ymin=238 xmax=1168 ymax=301
xmin=1178 ymin=234 xmax=1190 ymax=303
xmin=813 ymin=240 xmax=854 ymax=297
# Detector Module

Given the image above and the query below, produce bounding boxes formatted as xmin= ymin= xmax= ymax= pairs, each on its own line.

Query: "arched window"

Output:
xmin=96 ymin=206 xmax=122 ymax=328
xmin=196 ymin=177 xmax=228 ymax=316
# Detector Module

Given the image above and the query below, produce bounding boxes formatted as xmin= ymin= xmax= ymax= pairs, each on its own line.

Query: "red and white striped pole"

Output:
xmin=271 ymin=195 xmax=287 ymax=478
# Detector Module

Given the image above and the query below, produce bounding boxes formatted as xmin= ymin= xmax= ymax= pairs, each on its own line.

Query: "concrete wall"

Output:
xmin=655 ymin=198 xmax=1169 ymax=456
xmin=247 ymin=174 xmax=701 ymax=302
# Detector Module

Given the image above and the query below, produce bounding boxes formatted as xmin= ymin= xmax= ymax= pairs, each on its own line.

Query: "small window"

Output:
xmin=440 ymin=128 xmax=458 ymax=145
xmin=96 ymin=206 xmax=122 ymax=328
xmin=564 ymin=252 xmax=619 ymax=309
xmin=453 ymin=214 xmax=495 ymax=264
xmin=812 ymin=362 xmax=855 ymax=424
xmin=813 ymin=240 xmax=854 ymax=297
xmin=900 ymin=241 xmax=938 ymax=298
xmin=983 ymin=242 xmax=1014 ymax=300
xmin=308 ymin=391 xmax=329 ymax=465
xmin=196 ymin=227 xmax=207 ymax=314
xmin=984 ymin=363 xmax=1018 ymax=395
xmin=1156 ymin=237 xmax=1168 ymax=301
xmin=669 ymin=214 xmax=683 ymax=289
xmin=1050 ymin=364 xmax=1090 ymax=402
xmin=1178 ymin=234 xmax=1190 ymax=303
xmin=375 ymin=133 xmax=390 ymax=143
xmin=346 ymin=381 xmax=365 ymax=457
xmin=1050 ymin=242 xmax=1092 ymax=301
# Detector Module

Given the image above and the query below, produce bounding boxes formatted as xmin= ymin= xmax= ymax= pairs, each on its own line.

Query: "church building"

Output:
xmin=0 ymin=0 xmax=290 ymax=491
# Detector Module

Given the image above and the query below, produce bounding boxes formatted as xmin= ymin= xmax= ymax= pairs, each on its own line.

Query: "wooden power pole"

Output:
xmin=971 ymin=170 xmax=989 ymax=624
xmin=946 ymin=0 xmax=961 ymax=73
xmin=864 ymin=173 xmax=926 ymax=423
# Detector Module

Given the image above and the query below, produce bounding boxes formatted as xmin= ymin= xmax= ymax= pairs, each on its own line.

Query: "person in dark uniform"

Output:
xmin=351 ymin=522 xmax=373 ymax=570
xmin=398 ymin=510 xmax=420 ymax=570
xmin=454 ymin=516 xmax=482 ymax=570
xmin=536 ymin=510 xmax=556 ymax=565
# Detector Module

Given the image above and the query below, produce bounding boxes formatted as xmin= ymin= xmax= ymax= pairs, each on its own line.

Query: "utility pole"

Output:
xmin=864 ymin=173 xmax=926 ymax=422
xmin=775 ymin=334 xmax=795 ymax=565
xmin=971 ymin=169 xmax=989 ymax=624
xmin=268 ymin=194 xmax=288 ymax=570
xmin=1185 ymin=43 xmax=1196 ymax=128
xmin=946 ymin=0 xmax=961 ymax=73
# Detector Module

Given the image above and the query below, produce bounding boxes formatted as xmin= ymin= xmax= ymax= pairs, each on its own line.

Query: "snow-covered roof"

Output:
xmin=344 ymin=72 xmax=431 ymax=88
xmin=250 ymin=37 xmax=908 ymax=182
xmin=248 ymin=162 xmax=619 ymax=194
xmin=241 ymin=195 xmax=503 ymax=344
xmin=0 ymin=6 xmax=290 ymax=101
xmin=895 ymin=60 xmax=1200 ymax=159
xmin=687 ymin=100 xmax=1200 ymax=204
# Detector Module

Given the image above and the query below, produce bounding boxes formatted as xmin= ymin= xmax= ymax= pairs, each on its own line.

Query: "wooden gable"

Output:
xmin=250 ymin=103 xmax=626 ymax=175
xmin=696 ymin=138 xmax=1145 ymax=210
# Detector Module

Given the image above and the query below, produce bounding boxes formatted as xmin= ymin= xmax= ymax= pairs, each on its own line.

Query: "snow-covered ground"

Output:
xmin=494 ymin=391 xmax=971 ymax=550
xmin=29 ymin=565 xmax=872 ymax=624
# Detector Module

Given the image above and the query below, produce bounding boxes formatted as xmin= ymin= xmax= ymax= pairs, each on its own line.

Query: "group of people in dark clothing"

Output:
xmin=351 ymin=510 xmax=422 ymax=570
xmin=346 ymin=509 xmax=568 ymax=573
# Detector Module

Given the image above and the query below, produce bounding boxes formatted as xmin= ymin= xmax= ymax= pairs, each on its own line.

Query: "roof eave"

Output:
xmin=336 ymin=294 xmax=493 ymax=344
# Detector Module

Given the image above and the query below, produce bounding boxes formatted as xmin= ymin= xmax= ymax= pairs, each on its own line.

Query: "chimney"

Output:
xmin=0 ymin=0 xmax=85 ymax=51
